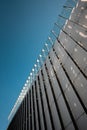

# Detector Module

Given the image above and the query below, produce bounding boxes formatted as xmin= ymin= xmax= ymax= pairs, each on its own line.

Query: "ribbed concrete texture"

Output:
xmin=7 ymin=0 xmax=87 ymax=130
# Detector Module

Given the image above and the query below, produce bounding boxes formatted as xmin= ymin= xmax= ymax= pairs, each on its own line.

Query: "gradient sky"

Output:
xmin=0 ymin=0 xmax=66 ymax=129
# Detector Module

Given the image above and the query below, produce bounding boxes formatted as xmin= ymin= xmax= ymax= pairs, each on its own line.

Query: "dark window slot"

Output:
xmin=32 ymin=86 xmax=36 ymax=130
xmin=49 ymin=55 xmax=78 ymax=130
xmin=58 ymin=38 xmax=87 ymax=79
xmin=63 ymin=29 xmax=87 ymax=53
xmin=29 ymin=90 xmax=32 ymax=130
xmin=41 ymin=69 xmax=55 ymax=130
xmin=26 ymin=93 xmax=29 ymax=130
xmin=20 ymin=105 xmax=22 ymax=130
xmin=23 ymin=99 xmax=25 ymax=129
xmin=44 ymin=63 xmax=65 ymax=130
xmin=25 ymin=96 xmax=27 ymax=130
xmin=56 ymin=39 xmax=87 ymax=114
xmin=59 ymin=14 xmax=87 ymax=30
xmin=38 ymin=75 xmax=47 ymax=130
xmin=31 ymin=87 xmax=34 ymax=130
xmin=55 ymin=22 xmax=87 ymax=53
xmin=27 ymin=93 xmax=29 ymax=118
xmin=35 ymin=81 xmax=41 ymax=130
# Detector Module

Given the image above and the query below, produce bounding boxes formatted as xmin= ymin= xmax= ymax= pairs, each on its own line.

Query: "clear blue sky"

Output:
xmin=0 ymin=0 xmax=65 ymax=129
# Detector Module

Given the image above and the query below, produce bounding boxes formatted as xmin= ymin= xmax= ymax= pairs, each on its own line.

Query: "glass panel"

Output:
xmin=52 ymin=24 xmax=60 ymax=38
xmin=46 ymin=38 xmax=53 ymax=51
xmin=57 ymin=15 xmax=66 ymax=28
xmin=61 ymin=8 xmax=72 ymax=18
xmin=49 ymin=31 xmax=56 ymax=45
xmin=64 ymin=0 xmax=77 ymax=8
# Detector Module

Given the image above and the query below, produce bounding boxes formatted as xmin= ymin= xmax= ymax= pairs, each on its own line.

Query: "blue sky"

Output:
xmin=0 ymin=0 xmax=65 ymax=129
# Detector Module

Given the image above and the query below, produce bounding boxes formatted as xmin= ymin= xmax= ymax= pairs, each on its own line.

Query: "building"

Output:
xmin=7 ymin=0 xmax=87 ymax=129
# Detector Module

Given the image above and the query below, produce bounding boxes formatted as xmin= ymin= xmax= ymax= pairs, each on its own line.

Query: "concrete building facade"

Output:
xmin=7 ymin=0 xmax=87 ymax=130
